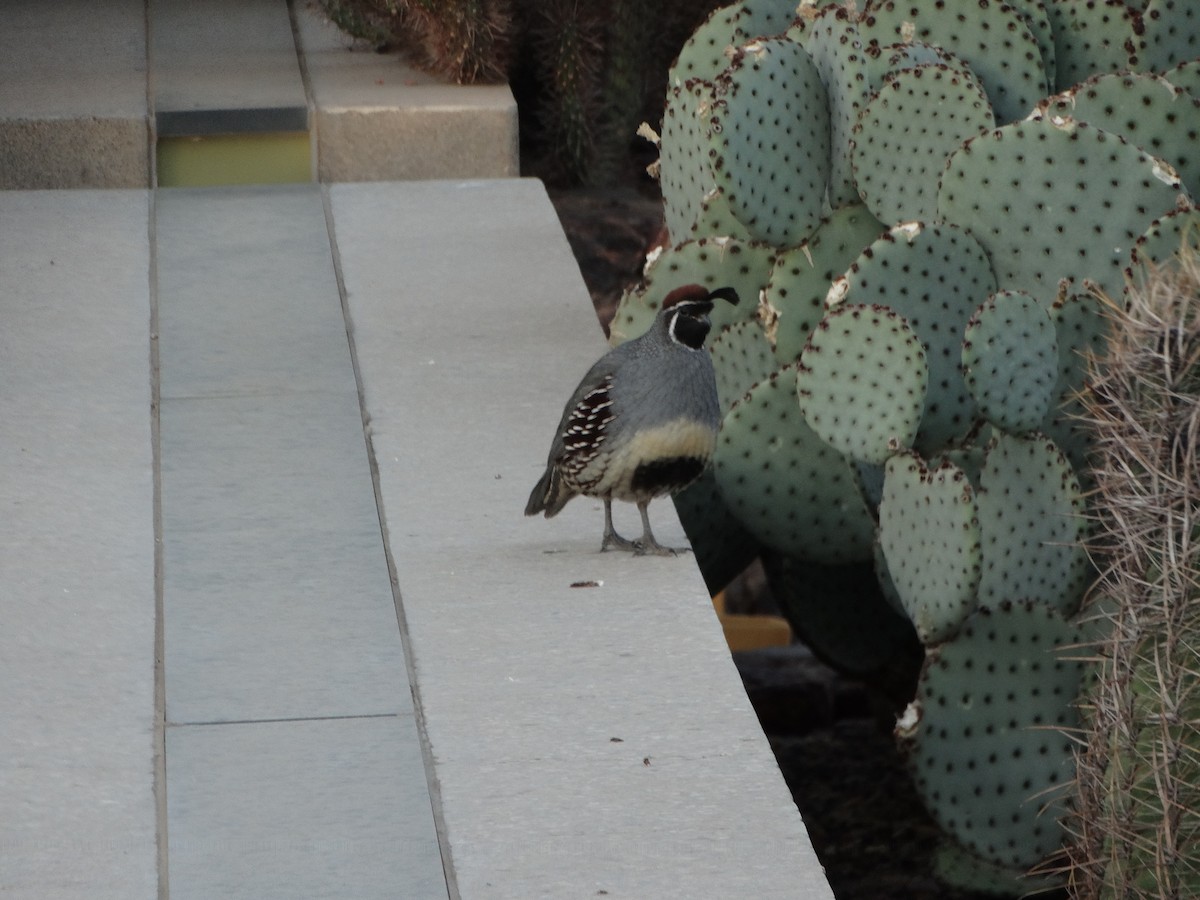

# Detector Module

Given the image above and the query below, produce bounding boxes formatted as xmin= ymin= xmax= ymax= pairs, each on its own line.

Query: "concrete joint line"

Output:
xmin=318 ymin=183 xmax=459 ymax=900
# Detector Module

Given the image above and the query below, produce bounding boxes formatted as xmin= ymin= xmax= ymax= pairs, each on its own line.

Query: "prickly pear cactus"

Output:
xmin=1043 ymin=286 xmax=1112 ymax=477
xmin=673 ymin=469 xmax=762 ymax=595
xmin=609 ymin=238 xmax=773 ymax=344
xmin=789 ymin=3 xmax=872 ymax=208
xmin=658 ymin=80 xmax=720 ymax=242
xmin=1038 ymin=71 xmax=1200 ymax=196
xmin=851 ymin=63 xmax=994 ymax=224
xmin=1134 ymin=0 xmax=1200 ymax=75
xmin=976 ymin=433 xmax=1091 ymax=616
xmin=797 ymin=304 xmax=928 ymax=464
xmin=633 ymin=1 xmax=1200 ymax=884
xmin=761 ymin=204 xmax=886 ymax=362
xmin=827 ymin=221 xmax=995 ymax=453
xmin=938 ymin=116 xmax=1190 ymax=303
xmin=962 ymin=290 xmax=1059 ymax=435
xmin=763 ymin=551 xmax=922 ymax=682
xmin=712 ymin=365 xmax=876 ymax=564
xmin=859 ymin=0 xmax=1047 ymax=123
xmin=1045 ymin=0 xmax=1138 ymax=90
xmin=878 ymin=453 xmax=981 ymax=645
xmin=709 ymin=39 xmax=831 ymax=245
xmin=710 ymin=318 xmax=774 ymax=410
xmin=898 ymin=601 xmax=1086 ymax=870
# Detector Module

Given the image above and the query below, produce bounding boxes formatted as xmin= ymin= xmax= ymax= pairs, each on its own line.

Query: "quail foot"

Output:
xmin=525 ymin=284 xmax=739 ymax=555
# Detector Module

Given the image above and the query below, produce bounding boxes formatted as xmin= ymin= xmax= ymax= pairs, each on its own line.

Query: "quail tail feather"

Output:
xmin=525 ymin=466 xmax=575 ymax=518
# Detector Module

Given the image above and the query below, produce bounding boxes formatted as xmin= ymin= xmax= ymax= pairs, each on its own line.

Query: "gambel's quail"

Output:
xmin=525 ymin=283 xmax=740 ymax=555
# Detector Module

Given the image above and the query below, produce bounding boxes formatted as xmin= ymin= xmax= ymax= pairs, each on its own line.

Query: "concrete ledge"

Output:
xmin=0 ymin=117 xmax=151 ymax=190
xmin=331 ymin=178 xmax=833 ymax=898
xmin=0 ymin=1 xmax=150 ymax=188
xmin=2 ymin=177 xmax=831 ymax=896
xmin=151 ymin=0 xmax=307 ymax=125
xmin=295 ymin=5 xmax=519 ymax=182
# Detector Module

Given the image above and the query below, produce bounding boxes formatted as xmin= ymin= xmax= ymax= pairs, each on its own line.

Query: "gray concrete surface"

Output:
xmin=0 ymin=190 xmax=158 ymax=897
xmin=292 ymin=3 xmax=520 ymax=182
xmin=156 ymin=184 xmax=448 ymax=896
xmin=0 ymin=1 xmax=150 ymax=188
xmin=152 ymin=0 xmax=308 ymax=135
xmin=0 ymin=1 xmax=517 ymax=189
xmin=332 ymin=178 xmax=835 ymax=899
xmin=1 ymin=178 xmax=834 ymax=897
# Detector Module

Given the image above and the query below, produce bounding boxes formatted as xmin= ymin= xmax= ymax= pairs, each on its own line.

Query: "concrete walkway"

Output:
xmin=0 ymin=4 xmax=834 ymax=899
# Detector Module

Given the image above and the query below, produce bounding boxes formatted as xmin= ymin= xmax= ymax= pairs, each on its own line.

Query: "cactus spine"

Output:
xmin=1066 ymin=240 xmax=1200 ymax=899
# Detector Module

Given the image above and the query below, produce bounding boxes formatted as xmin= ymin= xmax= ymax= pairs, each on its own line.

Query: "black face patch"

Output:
xmin=630 ymin=456 xmax=706 ymax=496
xmin=670 ymin=310 xmax=711 ymax=349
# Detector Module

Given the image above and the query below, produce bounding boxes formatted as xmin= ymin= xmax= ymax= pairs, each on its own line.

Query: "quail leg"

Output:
xmin=633 ymin=500 xmax=690 ymax=557
xmin=600 ymin=499 xmax=640 ymax=552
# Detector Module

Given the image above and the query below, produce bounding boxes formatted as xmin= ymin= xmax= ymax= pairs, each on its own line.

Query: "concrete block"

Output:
xmin=295 ymin=5 xmax=518 ymax=182
xmin=166 ymin=716 xmax=447 ymax=900
xmin=329 ymin=179 xmax=835 ymax=899
xmin=151 ymin=0 xmax=307 ymax=127
xmin=0 ymin=1 xmax=149 ymax=188
xmin=0 ymin=190 xmax=157 ymax=898
xmin=156 ymin=184 xmax=409 ymax=723
xmin=160 ymin=392 xmax=409 ymax=724
xmin=155 ymin=185 xmax=356 ymax=399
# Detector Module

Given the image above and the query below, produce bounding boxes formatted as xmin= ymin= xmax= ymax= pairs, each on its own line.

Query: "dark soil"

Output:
xmin=542 ymin=185 xmax=1026 ymax=900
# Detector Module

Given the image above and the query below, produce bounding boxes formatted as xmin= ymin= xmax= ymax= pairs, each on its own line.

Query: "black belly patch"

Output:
xmin=631 ymin=456 xmax=706 ymax=496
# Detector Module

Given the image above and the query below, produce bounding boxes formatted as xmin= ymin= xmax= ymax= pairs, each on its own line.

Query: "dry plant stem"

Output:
xmin=1066 ymin=244 xmax=1200 ymax=900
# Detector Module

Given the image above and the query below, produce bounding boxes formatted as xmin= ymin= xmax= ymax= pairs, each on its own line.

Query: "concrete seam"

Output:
xmin=285 ymin=0 xmax=320 ymax=183
xmin=145 ymin=1 xmax=169 ymax=896
xmin=318 ymin=183 xmax=461 ymax=900
xmin=167 ymin=713 xmax=401 ymax=729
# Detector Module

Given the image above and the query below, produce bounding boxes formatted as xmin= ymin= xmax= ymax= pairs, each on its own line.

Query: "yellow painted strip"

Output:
xmin=156 ymin=132 xmax=311 ymax=187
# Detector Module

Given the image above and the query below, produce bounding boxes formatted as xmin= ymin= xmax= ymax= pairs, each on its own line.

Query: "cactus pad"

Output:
xmin=878 ymin=453 xmax=982 ymax=645
xmin=827 ymin=221 xmax=995 ymax=453
xmin=713 ymin=365 xmax=876 ymax=564
xmin=710 ymin=318 xmax=776 ymax=415
xmin=668 ymin=0 xmax=799 ymax=85
xmin=1002 ymin=0 xmax=1057 ymax=92
xmin=673 ymin=469 xmax=762 ymax=595
xmin=1045 ymin=0 xmax=1138 ymax=91
xmin=668 ymin=4 xmax=743 ymax=85
xmin=938 ymin=116 xmax=1190 ymax=304
xmin=790 ymin=4 xmax=872 ymax=208
xmin=865 ymin=40 xmax=976 ymax=89
xmin=1163 ymin=57 xmax=1200 ymax=97
xmin=761 ymin=204 xmax=887 ymax=363
xmin=1129 ymin=201 xmax=1200 ymax=281
xmin=1134 ymin=0 xmax=1200 ymax=75
xmin=1043 ymin=288 xmax=1112 ymax=476
xmin=765 ymin=553 xmax=921 ymax=678
xmin=860 ymin=0 xmax=1047 ymax=123
xmin=899 ymin=601 xmax=1086 ymax=869
xmin=962 ymin=290 xmax=1059 ymax=434
xmin=1038 ymin=72 xmax=1200 ymax=197
xmin=688 ymin=187 xmax=754 ymax=241
xmin=976 ymin=433 xmax=1090 ymax=615
xmin=709 ymin=38 xmax=831 ymax=246
xmin=797 ymin=304 xmax=928 ymax=464
xmin=659 ymin=80 xmax=719 ymax=241
xmin=609 ymin=237 xmax=774 ymax=345
xmin=851 ymin=64 xmax=994 ymax=224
